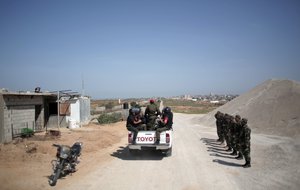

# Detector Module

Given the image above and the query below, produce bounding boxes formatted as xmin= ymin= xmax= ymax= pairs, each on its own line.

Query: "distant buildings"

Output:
xmin=172 ymin=94 xmax=238 ymax=102
xmin=184 ymin=94 xmax=192 ymax=100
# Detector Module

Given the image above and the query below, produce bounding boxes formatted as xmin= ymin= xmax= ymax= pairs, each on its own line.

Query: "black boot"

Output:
xmin=235 ymin=152 xmax=243 ymax=160
xmin=243 ymin=161 xmax=251 ymax=168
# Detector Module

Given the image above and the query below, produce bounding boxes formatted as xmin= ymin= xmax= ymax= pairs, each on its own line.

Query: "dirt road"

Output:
xmin=61 ymin=113 xmax=240 ymax=190
xmin=61 ymin=113 xmax=300 ymax=190
xmin=1 ymin=113 xmax=299 ymax=190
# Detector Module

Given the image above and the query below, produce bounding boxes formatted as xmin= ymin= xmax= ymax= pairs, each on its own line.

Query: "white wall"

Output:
xmin=66 ymin=96 xmax=90 ymax=126
xmin=66 ymin=99 xmax=80 ymax=124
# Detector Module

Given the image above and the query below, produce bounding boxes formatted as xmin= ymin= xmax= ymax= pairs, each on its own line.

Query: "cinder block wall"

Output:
xmin=1 ymin=95 xmax=43 ymax=143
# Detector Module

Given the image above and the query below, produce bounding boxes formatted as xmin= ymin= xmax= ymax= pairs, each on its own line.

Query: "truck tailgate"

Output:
xmin=135 ymin=131 xmax=155 ymax=144
xmin=135 ymin=131 xmax=167 ymax=144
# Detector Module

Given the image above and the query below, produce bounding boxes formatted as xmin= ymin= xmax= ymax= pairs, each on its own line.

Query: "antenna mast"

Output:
xmin=82 ymin=73 xmax=85 ymax=97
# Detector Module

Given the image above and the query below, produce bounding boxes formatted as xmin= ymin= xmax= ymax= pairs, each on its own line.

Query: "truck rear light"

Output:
xmin=166 ymin=133 xmax=170 ymax=143
xmin=128 ymin=133 xmax=132 ymax=143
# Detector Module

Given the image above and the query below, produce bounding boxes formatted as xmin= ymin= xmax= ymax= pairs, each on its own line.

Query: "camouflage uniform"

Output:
xmin=233 ymin=115 xmax=243 ymax=159
xmin=229 ymin=115 xmax=238 ymax=155
xmin=223 ymin=114 xmax=232 ymax=151
xmin=215 ymin=111 xmax=224 ymax=142
xmin=145 ymin=101 xmax=161 ymax=130
xmin=240 ymin=118 xmax=251 ymax=168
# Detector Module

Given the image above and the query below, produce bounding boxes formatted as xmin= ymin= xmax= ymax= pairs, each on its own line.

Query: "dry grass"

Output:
xmin=163 ymin=99 xmax=223 ymax=114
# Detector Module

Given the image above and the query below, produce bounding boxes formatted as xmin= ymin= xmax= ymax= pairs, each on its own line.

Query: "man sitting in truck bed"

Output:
xmin=145 ymin=99 xmax=161 ymax=130
xmin=126 ymin=108 xmax=146 ymax=144
xmin=155 ymin=107 xmax=173 ymax=144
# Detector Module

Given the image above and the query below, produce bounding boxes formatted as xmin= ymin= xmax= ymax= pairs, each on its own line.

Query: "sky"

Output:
xmin=0 ymin=0 xmax=300 ymax=99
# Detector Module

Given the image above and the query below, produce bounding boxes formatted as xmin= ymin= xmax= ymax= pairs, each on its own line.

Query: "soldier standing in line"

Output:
xmin=239 ymin=118 xmax=251 ymax=168
xmin=214 ymin=111 xmax=224 ymax=142
xmin=219 ymin=112 xmax=225 ymax=144
xmin=222 ymin=114 xmax=228 ymax=149
xmin=229 ymin=115 xmax=238 ymax=156
xmin=234 ymin=115 xmax=244 ymax=160
xmin=224 ymin=114 xmax=232 ymax=151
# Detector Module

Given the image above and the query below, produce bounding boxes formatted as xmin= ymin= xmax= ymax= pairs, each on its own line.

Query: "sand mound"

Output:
xmin=200 ymin=79 xmax=300 ymax=138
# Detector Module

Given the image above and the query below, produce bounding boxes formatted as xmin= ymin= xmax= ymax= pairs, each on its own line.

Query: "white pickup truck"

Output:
xmin=128 ymin=129 xmax=173 ymax=156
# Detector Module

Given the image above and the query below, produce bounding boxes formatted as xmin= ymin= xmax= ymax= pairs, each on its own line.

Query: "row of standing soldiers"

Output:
xmin=215 ymin=111 xmax=251 ymax=168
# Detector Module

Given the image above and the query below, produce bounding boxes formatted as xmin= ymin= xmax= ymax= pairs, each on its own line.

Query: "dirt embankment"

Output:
xmin=0 ymin=121 xmax=127 ymax=190
xmin=200 ymin=79 xmax=300 ymax=138
xmin=197 ymin=79 xmax=300 ymax=189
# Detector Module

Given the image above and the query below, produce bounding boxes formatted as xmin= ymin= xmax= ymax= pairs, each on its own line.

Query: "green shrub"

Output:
xmin=97 ymin=113 xmax=122 ymax=124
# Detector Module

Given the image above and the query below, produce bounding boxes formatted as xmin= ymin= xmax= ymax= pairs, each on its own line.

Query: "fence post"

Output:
xmin=11 ymin=124 xmax=13 ymax=138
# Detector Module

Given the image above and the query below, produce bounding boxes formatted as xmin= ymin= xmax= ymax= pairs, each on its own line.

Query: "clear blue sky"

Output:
xmin=1 ymin=0 xmax=300 ymax=99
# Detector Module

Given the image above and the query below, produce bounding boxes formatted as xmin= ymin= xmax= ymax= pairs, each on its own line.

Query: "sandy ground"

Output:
xmin=0 ymin=121 xmax=127 ymax=190
xmin=1 ymin=113 xmax=300 ymax=190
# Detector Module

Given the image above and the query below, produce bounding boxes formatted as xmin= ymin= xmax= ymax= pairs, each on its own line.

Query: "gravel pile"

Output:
xmin=200 ymin=79 xmax=300 ymax=138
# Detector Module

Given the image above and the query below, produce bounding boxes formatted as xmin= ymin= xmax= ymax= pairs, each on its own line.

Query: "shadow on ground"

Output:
xmin=110 ymin=146 xmax=165 ymax=161
xmin=201 ymin=137 xmax=243 ymax=167
xmin=212 ymin=159 xmax=243 ymax=167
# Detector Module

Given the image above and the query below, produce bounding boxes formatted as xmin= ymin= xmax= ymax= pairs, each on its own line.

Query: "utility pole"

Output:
xmin=82 ymin=73 xmax=85 ymax=97
xmin=57 ymin=91 xmax=60 ymax=129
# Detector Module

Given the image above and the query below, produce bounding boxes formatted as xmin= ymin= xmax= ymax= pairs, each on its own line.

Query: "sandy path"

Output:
xmin=62 ymin=113 xmax=300 ymax=190
xmin=1 ymin=113 xmax=299 ymax=190
xmin=62 ymin=113 xmax=240 ymax=190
